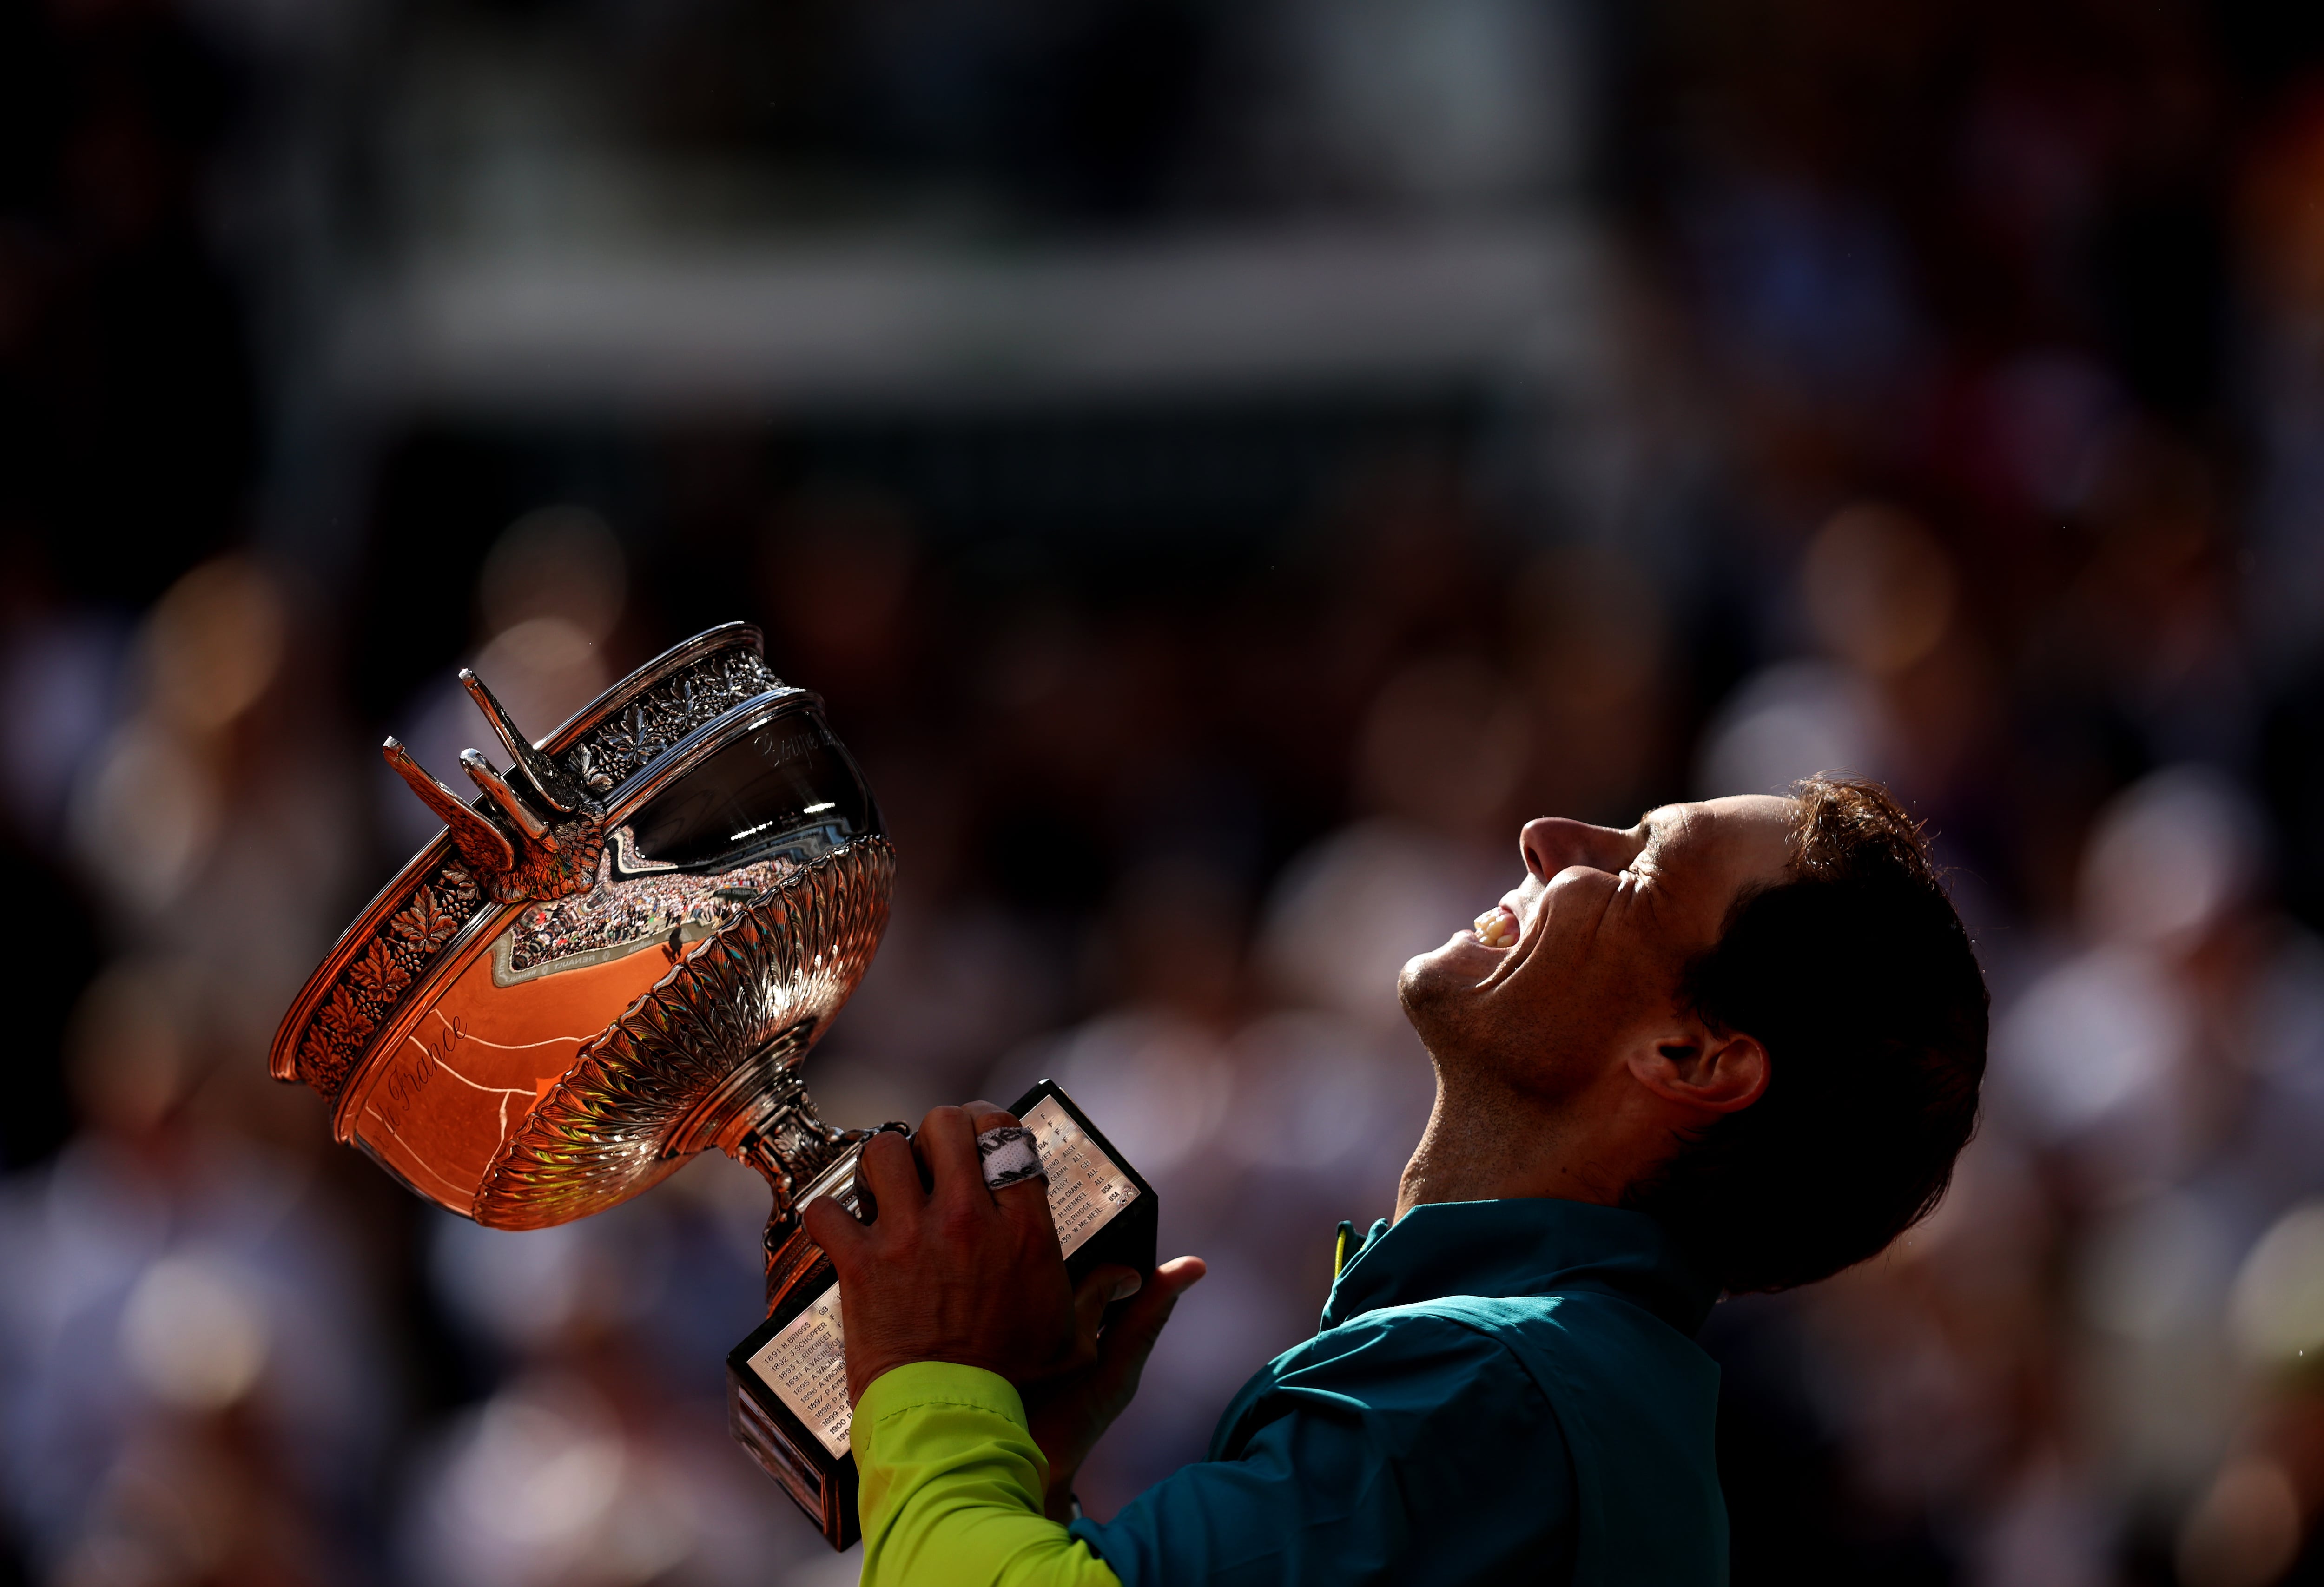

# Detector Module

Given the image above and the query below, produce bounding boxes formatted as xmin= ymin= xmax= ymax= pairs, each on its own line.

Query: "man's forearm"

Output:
xmin=853 ymin=1363 xmax=1124 ymax=1587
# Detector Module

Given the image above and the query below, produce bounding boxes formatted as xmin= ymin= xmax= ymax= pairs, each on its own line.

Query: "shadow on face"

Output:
xmin=1397 ymin=795 xmax=1797 ymax=1089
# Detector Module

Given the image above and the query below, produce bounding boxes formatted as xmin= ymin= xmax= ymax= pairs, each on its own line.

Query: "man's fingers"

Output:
xmin=993 ymin=1178 xmax=1055 ymax=1246
xmin=970 ymin=1105 xmax=1056 ymax=1231
xmin=856 ymin=1128 xmax=925 ymax=1225
xmin=1098 ymin=1256 xmax=1206 ymax=1367
xmin=915 ymin=1104 xmax=985 ymax=1205
xmin=1025 ymin=1264 xmax=1139 ymax=1381
xmin=802 ymin=1194 xmax=867 ymax=1265
xmin=1070 ymin=1264 xmax=1142 ymax=1358
xmin=1041 ymin=1255 xmax=1202 ymax=1401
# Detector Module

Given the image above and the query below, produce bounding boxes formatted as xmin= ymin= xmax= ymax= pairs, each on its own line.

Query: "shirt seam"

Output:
xmin=1332 ymin=1286 xmax=1698 ymax=1347
xmin=1222 ymin=1312 xmax=1564 ymax=1459
xmin=868 ymin=1396 xmax=1026 ymax=1427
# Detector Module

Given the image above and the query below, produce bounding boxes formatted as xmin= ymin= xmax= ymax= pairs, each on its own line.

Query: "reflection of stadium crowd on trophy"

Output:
xmin=10 ymin=0 xmax=2324 ymax=1585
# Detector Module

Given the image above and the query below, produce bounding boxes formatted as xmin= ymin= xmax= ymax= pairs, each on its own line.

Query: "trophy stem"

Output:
xmin=735 ymin=1127 xmax=805 ymax=1229
xmin=736 ymin=1124 xmax=874 ymax=1314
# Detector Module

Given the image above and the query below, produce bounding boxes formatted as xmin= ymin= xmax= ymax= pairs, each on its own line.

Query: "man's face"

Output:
xmin=1399 ymin=797 xmax=1798 ymax=1095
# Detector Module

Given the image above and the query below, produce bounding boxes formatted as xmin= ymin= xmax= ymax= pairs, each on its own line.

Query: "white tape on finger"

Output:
xmin=977 ymin=1125 xmax=1046 ymax=1189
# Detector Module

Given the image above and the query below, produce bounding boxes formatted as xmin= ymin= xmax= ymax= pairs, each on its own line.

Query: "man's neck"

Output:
xmin=1394 ymin=1068 xmax=1629 ymax=1221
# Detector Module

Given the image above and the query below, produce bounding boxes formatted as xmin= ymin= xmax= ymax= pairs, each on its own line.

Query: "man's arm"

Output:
xmin=1069 ymin=1311 xmax=1575 ymax=1587
xmin=801 ymin=1103 xmax=1202 ymax=1582
xmin=849 ymin=1250 xmax=1208 ymax=1587
xmin=853 ymin=1362 xmax=1118 ymax=1587
xmin=852 ymin=1310 xmax=1576 ymax=1587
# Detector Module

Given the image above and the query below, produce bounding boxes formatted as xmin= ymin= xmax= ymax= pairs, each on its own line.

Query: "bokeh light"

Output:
xmin=10 ymin=2 xmax=2324 ymax=1585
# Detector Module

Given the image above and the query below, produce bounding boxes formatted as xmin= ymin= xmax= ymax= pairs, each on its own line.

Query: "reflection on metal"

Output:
xmin=472 ymin=840 xmax=893 ymax=1230
xmin=272 ymin=622 xmax=899 ymax=1547
xmin=381 ymin=736 xmax=515 ymax=876
xmin=460 ymin=748 xmax=551 ymax=842
xmin=612 ymin=824 xmax=680 ymax=873
xmin=459 ymin=665 xmax=596 ymax=814
xmin=385 ymin=659 xmax=622 ymax=907
xmin=274 ymin=626 xmax=780 ymax=1100
xmin=273 ymin=623 xmax=889 ymax=1240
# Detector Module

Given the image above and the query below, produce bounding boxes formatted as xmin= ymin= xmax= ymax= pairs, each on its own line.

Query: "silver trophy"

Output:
xmin=271 ymin=623 xmax=1152 ymax=1548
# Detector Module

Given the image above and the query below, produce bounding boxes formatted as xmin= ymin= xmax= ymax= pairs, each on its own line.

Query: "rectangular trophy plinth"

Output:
xmin=726 ymin=1080 xmax=1159 ymax=1549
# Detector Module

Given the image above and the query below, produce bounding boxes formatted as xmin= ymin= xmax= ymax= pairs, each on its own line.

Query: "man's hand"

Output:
xmin=804 ymin=1103 xmax=1085 ymax=1403
xmin=1024 ymin=1254 xmax=1207 ymax=1519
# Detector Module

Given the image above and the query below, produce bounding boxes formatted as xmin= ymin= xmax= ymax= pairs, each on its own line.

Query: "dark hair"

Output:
xmin=1627 ymin=776 xmax=1989 ymax=1293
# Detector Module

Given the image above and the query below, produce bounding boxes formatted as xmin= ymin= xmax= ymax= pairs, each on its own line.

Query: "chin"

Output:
xmin=1398 ymin=941 xmax=1479 ymax=1044
xmin=1396 ymin=940 xmax=1454 ymax=1005
xmin=1400 ymin=936 xmax=1557 ymax=1089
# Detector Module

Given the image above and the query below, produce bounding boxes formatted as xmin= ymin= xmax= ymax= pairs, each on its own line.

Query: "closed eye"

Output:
xmin=1627 ymin=816 xmax=1669 ymax=882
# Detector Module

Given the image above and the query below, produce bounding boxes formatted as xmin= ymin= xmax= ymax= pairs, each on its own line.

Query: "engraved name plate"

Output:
xmin=725 ymin=1080 xmax=1159 ymax=1545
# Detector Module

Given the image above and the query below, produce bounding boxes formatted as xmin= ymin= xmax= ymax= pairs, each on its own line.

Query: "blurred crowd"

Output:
xmin=10 ymin=0 xmax=2324 ymax=1586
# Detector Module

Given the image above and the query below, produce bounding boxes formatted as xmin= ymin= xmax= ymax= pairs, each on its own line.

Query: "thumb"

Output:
xmin=1095 ymin=1256 xmax=1206 ymax=1373
xmin=1067 ymin=1264 xmax=1144 ymax=1365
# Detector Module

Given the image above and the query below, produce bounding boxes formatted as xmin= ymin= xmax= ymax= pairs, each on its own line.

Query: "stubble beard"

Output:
xmin=1398 ymin=950 xmax=1495 ymax=1077
xmin=1398 ymin=946 xmax=1602 ymax=1109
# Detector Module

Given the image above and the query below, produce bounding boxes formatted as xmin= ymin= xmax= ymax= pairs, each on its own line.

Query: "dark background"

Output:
xmin=8 ymin=0 xmax=2324 ymax=1583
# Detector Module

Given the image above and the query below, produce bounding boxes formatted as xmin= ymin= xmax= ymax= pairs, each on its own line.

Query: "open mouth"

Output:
xmin=1472 ymin=902 xmax=1520 ymax=949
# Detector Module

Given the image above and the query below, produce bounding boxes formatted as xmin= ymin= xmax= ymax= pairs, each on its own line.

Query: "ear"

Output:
xmin=1627 ymin=1019 xmax=1769 ymax=1119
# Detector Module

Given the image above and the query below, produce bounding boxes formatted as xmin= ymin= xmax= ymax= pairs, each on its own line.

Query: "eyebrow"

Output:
xmin=1631 ymin=810 xmax=1666 ymax=863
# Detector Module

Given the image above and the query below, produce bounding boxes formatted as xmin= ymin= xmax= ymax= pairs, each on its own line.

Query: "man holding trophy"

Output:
xmin=820 ymin=780 xmax=1988 ymax=1587
xmin=271 ymin=626 xmax=1985 ymax=1587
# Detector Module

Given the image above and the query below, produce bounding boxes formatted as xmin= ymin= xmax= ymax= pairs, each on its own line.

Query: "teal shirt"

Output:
xmin=1066 ymin=1198 xmax=1728 ymax=1587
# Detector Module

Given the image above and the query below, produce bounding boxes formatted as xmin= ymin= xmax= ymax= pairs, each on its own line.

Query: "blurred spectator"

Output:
xmin=10 ymin=0 xmax=2324 ymax=1583
xmin=403 ymin=1162 xmax=811 ymax=1587
xmin=1509 ymin=544 xmax=1677 ymax=825
xmin=386 ymin=508 xmax=630 ymax=856
xmin=0 ymin=961 xmax=388 ymax=1587
xmin=1261 ymin=652 xmax=1526 ymax=1034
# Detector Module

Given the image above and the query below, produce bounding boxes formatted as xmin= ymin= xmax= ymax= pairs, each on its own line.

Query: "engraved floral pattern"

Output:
xmin=390 ymin=889 xmax=459 ymax=954
xmin=564 ymin=650 xmax=777 ymax=793
xmin=473 ymin=838 xmax=892 ymax=1231
xmin=594 ymin=706 xmax=654 ymax=770
xmin=277 ymin=637 xmax=781 ymax=1106
xmin=349 ymin=940 xmax=411 ymax=1000
xmin=317 ymin=983 xmax=370 ymax=1044
xmin=300 ymin=1025 xmax=340 ymax=1074
xmin=287 ymin=857 xmax=484 ymax=1100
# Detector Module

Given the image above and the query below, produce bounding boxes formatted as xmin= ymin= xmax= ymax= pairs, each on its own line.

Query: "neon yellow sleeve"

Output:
xmin=852 ymin=1363 xmax=1124 ymax=1587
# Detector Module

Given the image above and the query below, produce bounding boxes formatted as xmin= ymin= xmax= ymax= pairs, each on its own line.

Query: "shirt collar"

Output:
xmin=1321 ymin=1198 xmax=1720 ymax=1338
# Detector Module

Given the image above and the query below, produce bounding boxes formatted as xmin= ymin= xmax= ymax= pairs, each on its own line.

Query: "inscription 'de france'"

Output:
xmin=376 ymin=1015 xmax=463 ymax=1133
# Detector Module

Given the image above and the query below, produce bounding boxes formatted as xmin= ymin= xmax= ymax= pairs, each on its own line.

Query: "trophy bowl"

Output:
xmin=274 ymin=622 xmax=1154 ymax=1549
xmin=272 ymin=623 xmax=891 ymax=1237
xmin=271 ymin=625 xmax=894 ymax=1517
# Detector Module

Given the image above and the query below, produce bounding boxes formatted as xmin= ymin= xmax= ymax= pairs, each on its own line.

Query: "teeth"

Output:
xmin=1474 ymin=909 xmax=1517 ymax=948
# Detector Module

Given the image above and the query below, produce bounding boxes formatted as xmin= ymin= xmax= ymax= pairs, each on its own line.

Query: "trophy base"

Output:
xmin=727 ymin=1331 xmax=861 ymax=1549
xmin=724 ymin=1080 xmax=1157 ymax=1551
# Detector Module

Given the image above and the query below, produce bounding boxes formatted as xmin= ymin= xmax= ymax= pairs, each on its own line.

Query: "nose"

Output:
xmin=1519 ymin=817 xmax=1646 ymax=884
